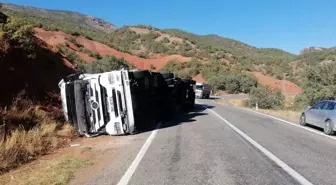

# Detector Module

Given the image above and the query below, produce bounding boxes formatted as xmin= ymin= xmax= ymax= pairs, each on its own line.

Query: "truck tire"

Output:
xmin=160 ymin=72 xmax=174 ymax=79
xmin=166 ymin=79 xmax=175 ymax=86
xmin=131 ymin=70 xmax=151 ymax=79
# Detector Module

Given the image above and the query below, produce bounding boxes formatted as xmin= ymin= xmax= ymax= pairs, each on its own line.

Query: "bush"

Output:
xmin=294 ymin=62 xmax=336 ymax=107
xmin=0 ymin=95 xmax=74 ymax=172
xmin=248 ymin=86 xmax=284 ymax=109
xmin=70 ymin=31 xmax=80 ymax=36
xmin=208 ymin=73 xmax=257 ymax=94
xmin=66 ymin=37 xmax=83 ymax=48
xmin=79 ymin=55 xmax=132 ymax=73
xmin=150 ymin=64 xmax=156 ymax=70
xmin=79 ymin=47 xmax=102 ymax=59
xmin=57 ymin=44 xmax=83 ymax=64
xmin=137 ymin=51 xmax=149 ymax=58
xmin=1 ymin=17 xmax=36 ymax=58
xmin=162 ymin=37 xmax=170 ymax=43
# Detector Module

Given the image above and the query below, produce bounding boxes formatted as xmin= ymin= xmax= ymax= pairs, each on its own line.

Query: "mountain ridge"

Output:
xmin=1 ymin=3 xmax=117 ymax=32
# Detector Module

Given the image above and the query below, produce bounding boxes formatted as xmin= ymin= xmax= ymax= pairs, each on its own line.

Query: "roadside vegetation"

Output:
xmin=0 ymin=93 xmax=75 ymax=173
xmin=0 ymin=12 xmax=76 ymax=175
xmin=79 ymin=55 xmax=132 ymax=73
xmin=160 ymin=59 xmax=258 ymax=94
xmin=0 ymin=156 xmax=88 ymax=185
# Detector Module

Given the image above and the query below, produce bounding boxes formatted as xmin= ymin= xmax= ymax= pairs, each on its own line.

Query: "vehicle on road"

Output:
xmin=59 ymin=70 xmax=196 ymax=137
xmin=58 ymin=70 xmax=136 ymax=137
xmin=300 ymin=100 xmax=336 ymax=135
xmin=195 ymin=82 xmax=211 ymax=99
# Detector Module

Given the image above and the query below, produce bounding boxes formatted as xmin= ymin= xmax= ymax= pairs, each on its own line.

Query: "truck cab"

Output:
xmin=195 ymin=82 xmax=212 ymax=99
xmin=58 ymin=70 xmax=135 ymax=137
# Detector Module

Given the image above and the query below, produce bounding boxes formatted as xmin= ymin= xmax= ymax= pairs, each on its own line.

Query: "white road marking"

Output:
xmin=117 ymin=123 xmax=162 ymax=185
xmin=212 ymin=100 xmax=336 ymax=141
xmin=199 ymin=103 xmax=313 ymax=185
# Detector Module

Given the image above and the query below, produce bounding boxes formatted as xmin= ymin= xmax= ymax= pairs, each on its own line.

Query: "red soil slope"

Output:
xmin=251 ymin=72 xmax=302 ymax=94
xmin=34 ymin=28 xmax=191 ymax=70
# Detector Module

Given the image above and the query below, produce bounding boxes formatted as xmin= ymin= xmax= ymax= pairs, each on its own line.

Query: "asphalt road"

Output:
xmin=86 ymin=99 xmax=336 ymax=185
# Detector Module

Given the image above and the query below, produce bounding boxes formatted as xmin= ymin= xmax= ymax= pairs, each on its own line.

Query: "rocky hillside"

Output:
xmin=1 ymin=3 xmax=117 ymax=32
xmin=299 ymin=47 xmax=326 ymax=55
xmin=0 ymin=3 xmax=297 ymax=78
xmin=1 ymin=3 xmax=315 ymax=96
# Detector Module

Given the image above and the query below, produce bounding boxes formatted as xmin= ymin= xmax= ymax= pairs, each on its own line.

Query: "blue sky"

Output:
xmin=3 ymin=0 xmax=336 ymax=54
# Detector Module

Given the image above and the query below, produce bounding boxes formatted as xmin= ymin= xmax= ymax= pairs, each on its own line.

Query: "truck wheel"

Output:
xmin=160 ymin=72 xmax=174 ymax=79
xmin=131 ymin=70 xmax=150 ymax=79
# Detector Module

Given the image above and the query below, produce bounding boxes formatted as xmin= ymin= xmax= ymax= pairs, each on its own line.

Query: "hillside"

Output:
xmin=2 ymin=3 xmax=117 ymax=32
xmin=1 ymin=3 xmax=298 ymax=78
xmin=1 ymin=3 xmax=318 ymax=98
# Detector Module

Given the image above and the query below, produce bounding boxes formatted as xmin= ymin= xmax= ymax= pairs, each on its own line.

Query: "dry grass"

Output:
xmin=216 ymin=98 xmax=301 ymax=121
xmin=254 ymin=109 xmax=301 ymax=121
xmin=0 ymin=93 xmax=75 ymax=173
xmin=0 ymin=156 xmax=88 ymax=185
xmin=217 ymin=99 xmax=248 ymax=107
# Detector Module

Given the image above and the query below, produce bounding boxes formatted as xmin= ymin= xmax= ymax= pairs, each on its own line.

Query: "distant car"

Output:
xmin=300 ymin=100 xmax=336 ymax=135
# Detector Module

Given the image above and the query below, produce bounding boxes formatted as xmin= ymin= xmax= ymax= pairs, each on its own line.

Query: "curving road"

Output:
xmin=84 ymin=99 xmax=336 ymax=185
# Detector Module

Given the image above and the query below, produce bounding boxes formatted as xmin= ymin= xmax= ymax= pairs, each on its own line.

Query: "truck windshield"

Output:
xmin=196 ymin=85 xmax=203 ymax=90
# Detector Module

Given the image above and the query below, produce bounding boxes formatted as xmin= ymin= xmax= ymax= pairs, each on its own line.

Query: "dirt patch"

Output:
xmin=35 ymin=28 xmax=192 ymax=70
xmin=34 ymin=28 xmax=67 ymax=48
xmin=75 ymin=35 xmax=191 ymax=70
xmin=251 ymin=72 xmax=302 ymax=94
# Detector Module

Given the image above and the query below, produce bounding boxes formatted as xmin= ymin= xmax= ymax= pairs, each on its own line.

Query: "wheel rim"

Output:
xmin=300 ymin=115 xmax=305 ymax=125
xmin=325 ymin=121 xmax=332 ymax=133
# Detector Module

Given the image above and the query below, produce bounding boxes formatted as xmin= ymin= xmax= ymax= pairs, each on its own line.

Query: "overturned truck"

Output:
xmin=58 ymin=69 xmax=196 ymax=137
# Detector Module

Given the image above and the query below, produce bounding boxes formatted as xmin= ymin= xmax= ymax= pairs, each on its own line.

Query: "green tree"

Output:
xmin=248 ymin=86 xmax=284 ymax=109
xmin=1 ymin=17 xmax=36 ymax=58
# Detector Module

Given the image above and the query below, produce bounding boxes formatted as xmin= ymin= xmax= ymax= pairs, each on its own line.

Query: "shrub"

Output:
xmin=150 ymin=64 xmax=156 ymax=70
xmin=1 ymin=17 xmax=36 ymax=58
xmin=0 ymin=94 xmax=74 ymax=172
xmin=248 ymin=86 xmax=284 ymax=109
xmin=294 ymin=62 xmax=336 ymax=107
xmin=137 ymin=51 xmax=149 ymax=59
xmin=70 ymin=31 xmax=80 ymax=36
xmin=91 ymin=52 xmax=102 ymax=59
xmin=79 ymin=55 xmax=131 ymax=73
xmin=208 ymin=73 xmax=257 ymax=94
xmin=162 ymin=37 xmax=170 ymax=43
xmin=66 ymin=37 xmax=83 ymax=48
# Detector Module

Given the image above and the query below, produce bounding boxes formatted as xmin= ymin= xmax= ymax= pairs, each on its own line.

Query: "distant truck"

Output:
xmin=195 ymin=82 xmax=212 ymax=99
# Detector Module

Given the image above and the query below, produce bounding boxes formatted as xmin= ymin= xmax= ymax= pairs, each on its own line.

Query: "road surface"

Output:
xmin=85 ymin=99 xmax=336 ymax=185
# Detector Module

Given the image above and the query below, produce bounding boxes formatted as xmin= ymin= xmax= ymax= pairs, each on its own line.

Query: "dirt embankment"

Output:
xmin=251 ymin=72 xmax=302 ymax=94
xmin=34 ymin=28 xmax=191 ymax=71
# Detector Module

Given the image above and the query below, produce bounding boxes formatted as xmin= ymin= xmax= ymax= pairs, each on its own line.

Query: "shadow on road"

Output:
xmin=203 ymin=97 xmax=219 ymax=100
xmin=137 ymin=103 xmax=215 ymax=134
xmin=306 ymin=124 xmax=324 ymax=133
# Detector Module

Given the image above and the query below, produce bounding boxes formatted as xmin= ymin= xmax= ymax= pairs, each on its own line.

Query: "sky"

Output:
xmin=3 ymin=0 xmax=336 ymax=54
